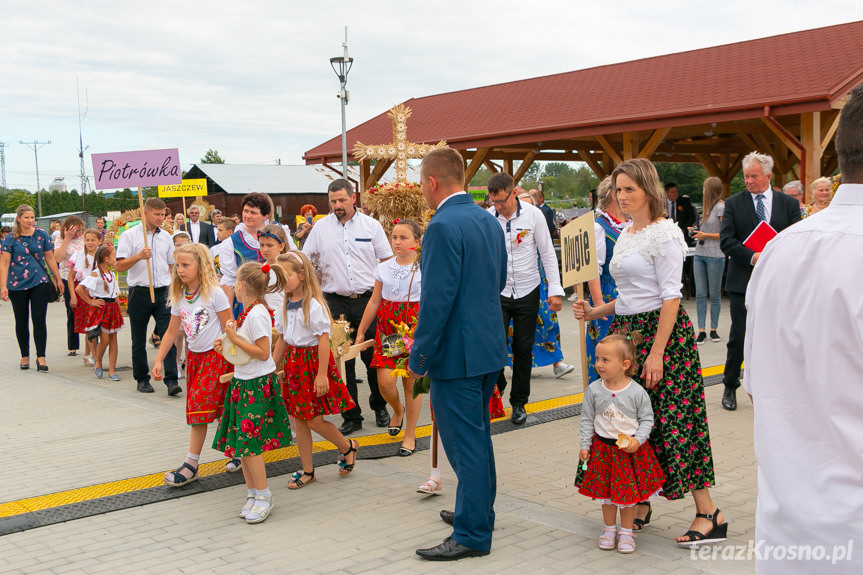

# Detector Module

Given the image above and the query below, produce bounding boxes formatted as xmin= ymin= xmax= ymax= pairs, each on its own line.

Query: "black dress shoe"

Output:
xmin=167 ymin=382 xmax=182 ymax=396
xmin=511 ymin=405 xmax=527 ymax=425
xmin=416 ymin=537 xmax=490 ymax=561
xmin=721 ymin=387 xmax=737 ymax=411
xmin=36 ymin=362 xmax=49 ymax=372
xmin=20 ymin=362 xmax=30 ymax=370
xmin=374 ymin=408 xmax=389 ymax=428
xmin=338 ymin=420 xmax=362 ymax=435
xmin=137 ymin=381 xmax=155 ymax=393
xmin=440 ymin=510 xmax=454 ymax=525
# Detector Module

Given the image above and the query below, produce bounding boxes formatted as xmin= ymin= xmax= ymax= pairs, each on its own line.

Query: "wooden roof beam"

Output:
xmin=637 ymin=128 xmax=671 ymax=159
xmin=595 ymin=135 xmax=622 ymax=165
xmin=464 ymin=147 xmax=492 ymax=185
xmin=577 ymin=150 xmax=607 ymax=179
xmin=512 ymin=150 xmax=538 ymax=184
xmin=820 ymin=110 xmax=841 ymax=155
xmin=365 ymin=159 xmax=394 ymax=190
xmin=761 ymin=117 xmax=803 ymax=160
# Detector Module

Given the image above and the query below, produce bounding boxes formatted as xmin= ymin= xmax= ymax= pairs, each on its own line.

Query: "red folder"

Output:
xmin=743 ymin=221 xmax=778 ymax=252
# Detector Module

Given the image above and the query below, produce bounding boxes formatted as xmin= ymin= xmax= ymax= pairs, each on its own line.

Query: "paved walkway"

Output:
xmin=0 ymin=297 xmax=754 ymax=574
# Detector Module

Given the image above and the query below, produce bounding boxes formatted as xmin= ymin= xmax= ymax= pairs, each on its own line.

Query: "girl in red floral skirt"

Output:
xmin=575 ymin=333 xmax=665 ymax=554
xmin=273 ymin=250 xmax=358 ymax=490
xmin=75 ymin=244 xmax=123 ymax=381
xmin=152 ymin=243 xmax=234 ymax=487
xmin=212 ymin=261 xmax=293 ymax=524
xmin=68 ymin=228 xmax=101 ymax=367
xmin=356 ymin=219 xmax=423 ymax=456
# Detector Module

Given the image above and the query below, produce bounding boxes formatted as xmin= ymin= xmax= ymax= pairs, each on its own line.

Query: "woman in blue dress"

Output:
xmin=585 ymin=177 xmax=627 ymax=383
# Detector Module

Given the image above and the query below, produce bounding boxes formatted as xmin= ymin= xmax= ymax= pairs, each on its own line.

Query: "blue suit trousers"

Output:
xmin=430 ymin=370 xmax=498 ymax=551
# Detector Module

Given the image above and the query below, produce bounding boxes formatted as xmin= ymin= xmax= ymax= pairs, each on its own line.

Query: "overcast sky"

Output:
xmin=2 ymin=1 xmax=862 ymax=192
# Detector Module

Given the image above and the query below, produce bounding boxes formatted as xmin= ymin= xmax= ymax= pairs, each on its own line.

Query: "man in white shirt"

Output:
xmin=116 ymin=197 xmax=179 ymax=395
xmin=302 ymin=179 xmax=393 ymax=435
xmin=487 ymin=174 xmax=564 ymax=424
xmin=186 ymin=206 xmax=216 ymax=248
xmin=742 ymin=84 xmax=863 ymax=575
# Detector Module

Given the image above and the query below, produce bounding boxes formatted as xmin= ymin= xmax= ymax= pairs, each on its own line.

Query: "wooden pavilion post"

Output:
xmin=801 ymin=112 xmax=822 ymax=203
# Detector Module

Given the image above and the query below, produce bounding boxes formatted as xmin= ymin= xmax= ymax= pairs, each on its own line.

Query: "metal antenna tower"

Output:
xmin=19 ymin=140 xmax=52 ymax=217
xmin=0 ymin=143 xmax=7 ymax=192
xmin=77 ymin=79 xmax=90 ymax=210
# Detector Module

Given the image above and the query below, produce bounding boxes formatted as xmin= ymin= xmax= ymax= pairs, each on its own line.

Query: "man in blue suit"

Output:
xmin=410 ymin=148 xmax=507 ymax=561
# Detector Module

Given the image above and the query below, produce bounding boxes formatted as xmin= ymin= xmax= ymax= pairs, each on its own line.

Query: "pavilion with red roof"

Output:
xmin=305 ymin=20 xmax=863 ymax=202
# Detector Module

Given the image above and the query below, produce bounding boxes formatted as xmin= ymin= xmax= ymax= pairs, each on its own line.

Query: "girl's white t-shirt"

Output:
xmin=373 ymin=259 xmax=421 ymax=303
xmin=276 ymin=297 xmax=330 ymax=348
xmin=232 ymin=304 xmax=276 ymax=380
xmin=170 ymin=288 xmax=231 ymax=354
xmin=70 ymin=250 xmax=94 ymax=283
xmin=79 ymin=269 xmax=119 ymax=299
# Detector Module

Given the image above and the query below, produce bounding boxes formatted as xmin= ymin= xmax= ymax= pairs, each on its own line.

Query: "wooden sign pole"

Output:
xmin=431 ymin=415 xmax=438 ymax=469
xmin=137 ymin=187 xmax=155 ymax=303
xmin=577 ymin=283 xmax=590 ymax=391
xmin=182 ymin=196 xmax=187 ymax=220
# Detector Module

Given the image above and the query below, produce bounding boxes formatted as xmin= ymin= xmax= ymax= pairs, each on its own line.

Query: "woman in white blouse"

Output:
xmin=573 ymin=159 xmax=727 ymax=547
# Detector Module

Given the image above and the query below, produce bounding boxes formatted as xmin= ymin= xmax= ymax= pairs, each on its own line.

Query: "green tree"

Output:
xmin=655 ymin=162 xmax=709 ymax=204
xmin=469 ymin=166 xmax=491 ymax=188
xmin=201 ymin=149 xmax=225 ymax=164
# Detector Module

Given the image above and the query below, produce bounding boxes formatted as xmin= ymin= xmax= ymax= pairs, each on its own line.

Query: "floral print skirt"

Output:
xmin=212 ymin=372 xmax=292 ymax=458
xmin=609 ymin=307 xmax=716 ymax=500
xmin=185 ymin=349 xmax=230 ymax=425
xmin=575 ymin=436 xmax=666 ymax=507
xmin=585 ymin=275 xmax=618 ymax=382
xmin=85 ymin=301 xmax=124 ymax=334
xmin=281 ymin=345 xmax=355 ymax=420
xmin=371 ymin=300 xmax=418 ymax=369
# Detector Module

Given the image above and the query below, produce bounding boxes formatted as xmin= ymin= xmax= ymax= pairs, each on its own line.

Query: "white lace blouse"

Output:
xmin=610 ymin=219 xmax=687 ymax=316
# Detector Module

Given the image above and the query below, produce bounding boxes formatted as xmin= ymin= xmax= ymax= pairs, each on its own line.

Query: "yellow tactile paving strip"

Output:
xmin=0 ymin=363 xmax=726 ymax=519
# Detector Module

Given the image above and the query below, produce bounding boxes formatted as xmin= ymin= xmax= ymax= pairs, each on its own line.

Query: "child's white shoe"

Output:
xmin=617 ymin=529 xmax=636 ymax=554
xmin=245 ymin=493 xmax=273 ymax=524
xmin=598 ymin=525 xmax=617 ymax=550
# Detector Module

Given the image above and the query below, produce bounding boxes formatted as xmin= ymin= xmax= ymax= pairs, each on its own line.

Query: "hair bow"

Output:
xmin=261 ymin=263 xmax=271 ymax=274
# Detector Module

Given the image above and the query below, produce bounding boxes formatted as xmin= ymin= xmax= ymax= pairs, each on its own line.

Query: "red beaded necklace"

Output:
xmin=235 ymin=301 xmax=275 ymax=327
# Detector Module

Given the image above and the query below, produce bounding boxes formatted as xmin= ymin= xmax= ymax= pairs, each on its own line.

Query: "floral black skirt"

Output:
xmin=609 ymin=307 xmax=716 ymax=500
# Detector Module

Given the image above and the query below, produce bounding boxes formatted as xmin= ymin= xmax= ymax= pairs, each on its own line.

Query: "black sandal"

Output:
xmin=164 ymin=462 xmax=198 ymax=487
xmin=225 ymin=458 xmax=242 ymax=473
xmin=338 ymin=439 xmax=358 ymax=477
xmin=676 ymin=508 xmax=728 ymax=547
xmin=150 ymin=333 xmax=161 ymax=348
xmin=288 ymin=469 xmax=316 ymax=489
xmin=633 ymin=502 xmax=652 ymax=531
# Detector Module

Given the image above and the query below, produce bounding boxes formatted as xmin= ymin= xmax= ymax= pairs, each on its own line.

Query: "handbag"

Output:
xmin=20 ymin=235 xmax=59 ymax=303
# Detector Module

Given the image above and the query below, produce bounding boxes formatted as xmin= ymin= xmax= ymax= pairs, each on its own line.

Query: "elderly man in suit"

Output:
xmin=410 ymin=148 xmax=507 ymax=561
xmin=185 ymin=206 xmax=216 ymax=248
xmin=719 ymin=151 xmax=801 ymax=410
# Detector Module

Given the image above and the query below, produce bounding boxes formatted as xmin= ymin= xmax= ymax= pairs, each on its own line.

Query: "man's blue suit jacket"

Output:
xmin=409 ymin=193 xmax=507 ymax=380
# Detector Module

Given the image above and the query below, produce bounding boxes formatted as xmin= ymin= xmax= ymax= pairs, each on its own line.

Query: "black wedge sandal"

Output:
xmin=676 ymin=508 xmax=729 ymax=547
xmin=338 ymin=439 xmax=358 ymax=477
xmin=633 ymin=502 xmax=652 ymax=531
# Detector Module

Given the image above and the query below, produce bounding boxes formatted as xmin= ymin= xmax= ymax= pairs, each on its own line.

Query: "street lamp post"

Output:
xmin=330 ymin=27 xmax=353 ymax=179
xmin=20 ymin=140 xmax=51 ymax=217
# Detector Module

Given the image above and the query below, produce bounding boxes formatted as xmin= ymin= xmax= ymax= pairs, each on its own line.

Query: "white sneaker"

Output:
xmin=177 ymin=364 xmax=185 ymax=379
xmin=554 ymin=363 xmax=574 ymax=378
xmin=83 ymin=355 xmax=95 ymax=367
xmin=567 ymin=293 xmax=578 ymax=301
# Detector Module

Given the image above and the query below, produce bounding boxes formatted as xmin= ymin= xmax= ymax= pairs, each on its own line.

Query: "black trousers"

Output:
xmin=9 ymin=283 xmax=50 ymax=359
xmin=497 ymin=285 xmax=540 ymax=407
xmin=723 ymin=291 xmax=746 ymax=391
xmin=63 ymin=288 xmax=80 ymax=352
xmin=128 ymin=286 xmax=177 ymax=388
xmin=325 ymin=292 xmax=386 ymax=423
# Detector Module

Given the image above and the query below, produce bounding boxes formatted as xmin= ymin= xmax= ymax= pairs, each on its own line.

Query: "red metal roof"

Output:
xmin=305 ymin=20 xmax=863 ymax=163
